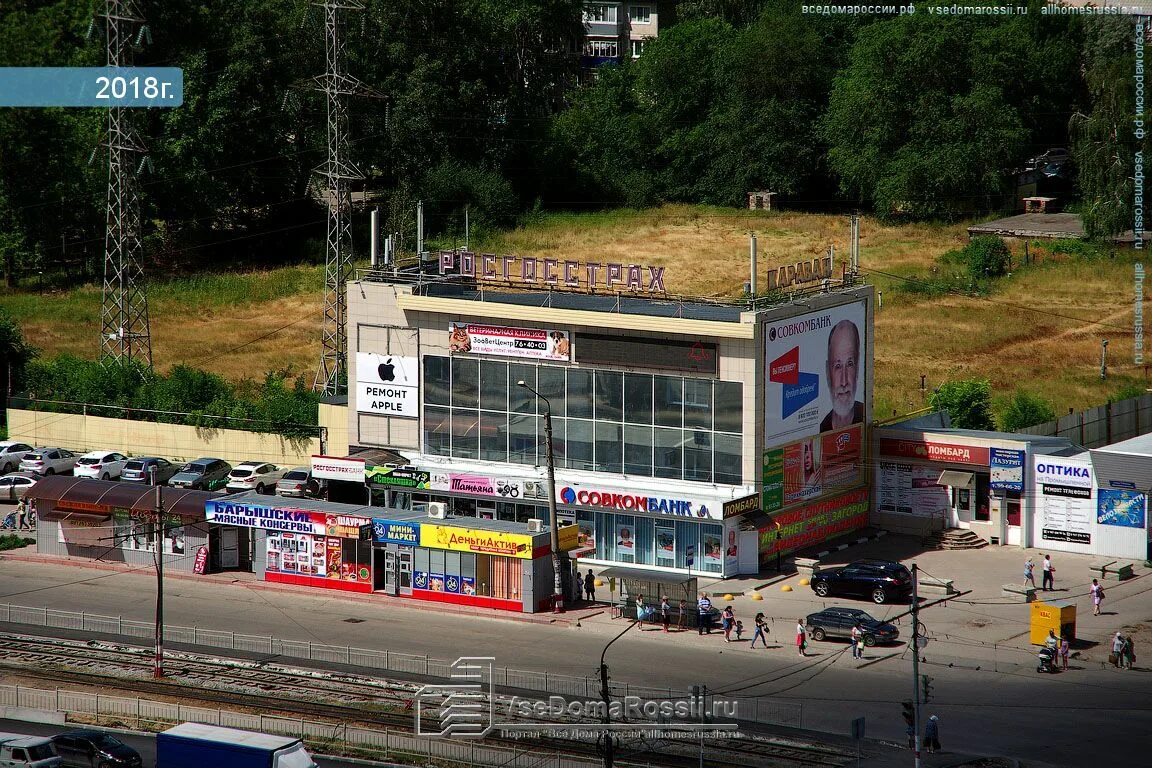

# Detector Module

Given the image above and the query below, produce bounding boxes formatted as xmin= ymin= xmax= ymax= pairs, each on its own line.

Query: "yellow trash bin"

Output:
xmin=1030 ymin=599 xmax=1076 ymax=646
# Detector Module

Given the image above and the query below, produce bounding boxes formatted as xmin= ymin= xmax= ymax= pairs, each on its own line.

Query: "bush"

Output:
xmin=0 ymin=534 xmax=34 ymax=551
xmin=960 ymin=236 xmax=1012 ymax=280
xmin=929 ymin=379 xmax=994 ymax=430
xmin=997 ymin=390 xmax=1056 ymax=432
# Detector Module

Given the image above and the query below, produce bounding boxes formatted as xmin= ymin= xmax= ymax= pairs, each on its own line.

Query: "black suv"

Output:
xmin=810 ymin=560 xmax=913 ymax=604
xmin=52 ymin=730 xmax=142 ymax=767
xmin=805 ymin=607 xmax=900 ymax=646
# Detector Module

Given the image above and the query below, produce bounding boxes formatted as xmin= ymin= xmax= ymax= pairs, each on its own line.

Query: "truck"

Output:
xmin=0 ymin=733 xmax=63 ymax=768
xmin=155 ymin=723 xmax=317 ymax=768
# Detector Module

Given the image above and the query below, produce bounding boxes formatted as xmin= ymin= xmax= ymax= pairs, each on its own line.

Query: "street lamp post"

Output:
xmin=599 ymin=617 xmax=639 ymax=768
xmin=517 ymin=380 xmax=565 ymax=614
xmin=149 ymin=465 xmax=165 ymax=679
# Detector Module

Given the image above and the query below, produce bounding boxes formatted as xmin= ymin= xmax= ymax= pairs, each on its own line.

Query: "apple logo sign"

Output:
xmin=378 ymin=358 xmax=396 ymax=382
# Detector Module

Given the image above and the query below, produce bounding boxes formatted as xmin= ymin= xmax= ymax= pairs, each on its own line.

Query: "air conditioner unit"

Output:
xmin=527 ymin=518 xmax=544 ymax=533
xmin=427 ymin=502 xmax=447 ymax=519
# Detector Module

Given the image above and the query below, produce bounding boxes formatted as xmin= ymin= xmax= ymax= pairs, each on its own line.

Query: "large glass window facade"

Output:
xmin=580 ymin=512 xmax=723 ymax=573
xmin=422 ymin=356 xmax=743 ymax=484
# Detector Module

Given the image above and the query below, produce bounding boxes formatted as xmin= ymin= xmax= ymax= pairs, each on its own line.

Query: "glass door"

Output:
xmin=398 ymin=547 xmax=413 ymax=595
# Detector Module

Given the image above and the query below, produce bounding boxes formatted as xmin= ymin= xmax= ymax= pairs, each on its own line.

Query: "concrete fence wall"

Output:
xmin=6 ymin=408 xmax=321 ymax=467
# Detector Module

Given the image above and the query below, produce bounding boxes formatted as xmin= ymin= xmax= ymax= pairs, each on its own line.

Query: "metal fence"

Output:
xmin=1018 ymin=393 xmax=1152 ymax=448
xmin=0 ymin=684 xmax=606 ymax=768
xmin=0 ymin=602 xmax=802 ymax=729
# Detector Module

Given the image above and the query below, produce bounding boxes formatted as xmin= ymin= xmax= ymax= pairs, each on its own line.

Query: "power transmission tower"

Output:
xmin=312 ymin=0 xmax=370 ymax=396
xmin=97 ymin=0 xmax=153 ymax=369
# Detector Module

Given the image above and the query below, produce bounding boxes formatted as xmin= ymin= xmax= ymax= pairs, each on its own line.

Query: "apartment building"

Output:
xmin=582 ymin=2 xmax=664 ymax=68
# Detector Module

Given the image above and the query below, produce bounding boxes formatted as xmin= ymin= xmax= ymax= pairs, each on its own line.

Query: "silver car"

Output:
xmin=19 ymin=447 xmax=78 ymax=476
xmin=0 ymin=472 xmax=38 ymax=501
xmin=0 ymin=441 xmax=34 ymax=474
xmin=275 ymin=467 xmax=323 ymax=498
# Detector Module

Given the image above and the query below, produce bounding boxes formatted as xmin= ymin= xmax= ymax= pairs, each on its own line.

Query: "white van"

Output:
xmin=0 ymin=733 xmax=62 ymax=768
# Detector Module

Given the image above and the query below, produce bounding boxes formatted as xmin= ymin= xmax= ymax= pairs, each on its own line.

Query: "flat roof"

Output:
xmin=162 ymin=723 xmax=298 ymax=750
xmin=421 ymin=283 xmax=747 ymax=322
xmin=1094 ymin=432 xmax=1152 ymax=457
xmin=224 ymin=490 xmax=552 ymax=535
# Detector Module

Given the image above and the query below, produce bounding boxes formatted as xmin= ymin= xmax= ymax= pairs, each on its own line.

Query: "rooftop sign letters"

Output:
xmin=766 ymin=255 xmax=834 ymax=290
xmin=437 ymin=251 xmax=666 ymax=293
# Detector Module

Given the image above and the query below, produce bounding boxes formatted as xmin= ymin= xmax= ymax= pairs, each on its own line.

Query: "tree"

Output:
xmin=1070 ymin=17 xmax=1143 ymax=239
xmin=929 ymin=379 xmax=994 ymax=430
xmin=997 ymin=390 xmax=1056 ymax=432
xmin=0 ymin=311 xmax=37 ymax=405
xmin=823 ymin=13 xmax=1082 ymax=220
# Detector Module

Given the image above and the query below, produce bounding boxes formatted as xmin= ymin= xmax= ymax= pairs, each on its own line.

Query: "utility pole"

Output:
xmin=749 ymin=233 xmax=757 ymax=297
xmin=910 ymin=563 xmax=922 ymax=768
xmin=517 ymin=380 xmax=564 ymax=613
xmin=464 ymin=204 xmax=470 ymax=251
xmin=313 ymin=0 xmax=374 ymax=396
xmin=151 ymin=465 xmax=164 ymax=678
xmin=96 ymin=0 xmax=153 ymax=370
xmin=1100 ymin=339 xmax=1109 ymax=380
xmin=416 ymin=200 xmax=424 ymax=259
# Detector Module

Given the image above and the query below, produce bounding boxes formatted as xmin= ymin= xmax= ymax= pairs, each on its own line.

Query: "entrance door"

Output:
xmin=220 ymin=528 xmax=240 ymax=569
xmin=953 ymin=487 xmax=973 ymax=529
xmin=384 ymin=548 xmax=398 ymax=595
xmin=398 ymin=546 xmax=413 ymax=595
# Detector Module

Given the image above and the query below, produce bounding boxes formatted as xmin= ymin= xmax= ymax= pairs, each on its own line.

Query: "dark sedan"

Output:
xmin=120 ymin=457 xmax=177 ymax=485
xmin=51 ymin=730 xmax=142 ymax=768
xmin=805 ymin=607 xmax=900 ymax=646
xmin=810 ymin=559 xmax=914 ymax=605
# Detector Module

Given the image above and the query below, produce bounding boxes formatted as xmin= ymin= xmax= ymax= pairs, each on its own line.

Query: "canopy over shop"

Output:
xmin=28 ymin=475 xmax=216 ymax=572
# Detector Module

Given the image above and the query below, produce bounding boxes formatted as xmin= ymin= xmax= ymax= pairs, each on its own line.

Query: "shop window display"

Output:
xmin=113 ymin=510 xmax=185 ymax=555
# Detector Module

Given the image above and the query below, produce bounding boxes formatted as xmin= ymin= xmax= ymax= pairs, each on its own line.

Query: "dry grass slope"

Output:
xmin=4 ymin=205 xmax=1145 ymax=420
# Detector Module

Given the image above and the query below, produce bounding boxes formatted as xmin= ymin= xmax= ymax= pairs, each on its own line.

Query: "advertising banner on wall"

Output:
xmin=206 ymin=500 xmax=327 ymax=535
xmin=1097 ymin=489 xmax=1147 ymax=528
xmin=448 ymin=323 xmax=571 ymax=361
xmin=879 ymin=438 xmax=990 ymax=466
xmin=355 ymin=352 xmax=419 ymax=418
xmin=757 ymin=487 xmax=870 ymax=564
xmin=366 ymin=465 xmax=431 ymax=489
xmin=311 ymin=455 xmax=366 ymax=482
xmin=763 ymin=301 xmax=868 ymax=446
xmin=1034 ymin=458 xmax=1095 ymax=548
xmin=876 ymin=463 xmax=951 ymax=517
xmin=766 ymin=424 xmax=863 ymax=513
xmin=989 ymin=449 xmax=1025 ymax=491
xmin=655 ymin=524 xmax=675 ymax=564
xmin=420 ymin=522 xmax=535 ymax=558
xmin=371 ymin=518 xmax=421 ymax=546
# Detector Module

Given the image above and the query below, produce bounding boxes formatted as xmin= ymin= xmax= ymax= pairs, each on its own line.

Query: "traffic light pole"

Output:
xmin=910 ymin=563 xmax=921 ymax=768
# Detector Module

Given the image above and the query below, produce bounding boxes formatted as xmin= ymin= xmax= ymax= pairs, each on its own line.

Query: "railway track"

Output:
xmin=0 ymin=631 xmax=856 ymax=767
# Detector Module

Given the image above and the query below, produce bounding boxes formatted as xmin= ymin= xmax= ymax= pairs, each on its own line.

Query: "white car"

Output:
xmin=74 ymin=450 xmax=130 ymax=480
xmin=19 ymin=447 xmax=79 ymax=476
xmin=0 ymin=472 xmax=38 ymax=502
xmin=225 ymin=461 xmax=286 ymax=494
xmin=0 ymin=442 xmax=34 ymax=474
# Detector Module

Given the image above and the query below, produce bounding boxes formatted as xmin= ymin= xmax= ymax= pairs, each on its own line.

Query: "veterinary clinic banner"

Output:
xmin=448 ymin=323 xmax=571 ymax=361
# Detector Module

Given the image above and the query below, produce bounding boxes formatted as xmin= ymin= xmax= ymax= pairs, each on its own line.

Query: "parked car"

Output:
xmin=0 ymin=441 xmax=35 ymax=474
xmin=810 ymin=560 xmax=914 ymax=605
xmin=120 ymin=457 xmax=178 ymax=485
xmin=169 ymin=458 xmax=232 ymax=491
xmin=0 ymin=733 xmax=62 ymax=767
xmin=73 ymin=450 xmax=130 ymax=481
xmin=275 ymin=467 xmax=324 ymax=498
xmin=1028 ymin=147 xmax=1068 ymax=169
xmin=19 ymin=447 xmax=78 ymax=476
xmin=50 ymin=730 xmax=141 ymax=768
xmin=0 ymin=472 xmax=38 ymax=501
xmin=805 ymin=607 xmax=900 ymax=646
xmin=226 ymin=461 xmax=287 ymax=494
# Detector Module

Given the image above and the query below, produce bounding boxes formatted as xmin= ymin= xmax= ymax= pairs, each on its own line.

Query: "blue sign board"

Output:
xmin=371 ymin=518 xmax=421 ymax=546
xmin=1097 ymin=489 xmax=1147 ymax=529
xmin=989 ymin=448 xmax=1025 ymax=491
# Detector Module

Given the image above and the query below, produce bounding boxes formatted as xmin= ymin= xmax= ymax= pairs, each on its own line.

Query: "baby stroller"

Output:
xmin=1 ymin=510 xmax=16 ymax=530
xmin=1037 ymin=646 xmax=1058 ymax=673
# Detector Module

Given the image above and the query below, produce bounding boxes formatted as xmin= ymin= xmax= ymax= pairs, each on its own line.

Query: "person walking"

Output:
xmin=796 ymin=619 xmax=808 ymax=657
xmin=850 ymin=623 xmax=864 ymax=660
xmin=750 ymin=613 xmax=770 ymax=649
xmin=1122 ymin=635 xmax=1136 ymax=670
xmin=660 ymin=596 xmax=671 ymax=633
xmin=1059 ymin=635 xmax=1070 ymax=670
xmin=14 ymin=498 xmax=27 ymax=531
xmin=1041 ymin=554 xmax=1054 ymax=591
xmin=585 ymin=570 xmax=596 ymax=602
xmin=1023 ymin=558 xmax=1036 ymax=589
xmin=924 ymin=715 xmax=941 ymax=753
xmin=697 ymin=593 xmax=713 ymax=635
xmin=1111 ymin=632 xmax=1125 ymax=667
xmin=721 ymin=605 xmax=735 ymax=642
xmin=1091 ymin=578 xmax=1104 ymax=616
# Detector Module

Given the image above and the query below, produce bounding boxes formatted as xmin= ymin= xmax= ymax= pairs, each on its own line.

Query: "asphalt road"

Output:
xmin=0 ymin=720 xmax=386 ymax=768
xmin=1 ymin=559 xmax=1149 ymax=767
